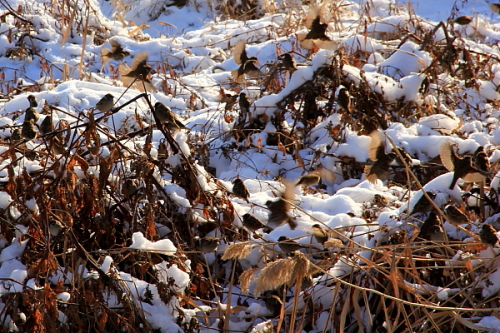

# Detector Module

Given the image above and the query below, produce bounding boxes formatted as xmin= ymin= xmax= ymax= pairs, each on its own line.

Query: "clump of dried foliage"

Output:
xmin=0 ymin=0 xmax=499 ymax=333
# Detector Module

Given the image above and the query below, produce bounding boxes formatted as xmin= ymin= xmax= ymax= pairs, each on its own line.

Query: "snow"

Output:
xmin=0 ymin=0 xmax=499 ymax=331
xmin=129 ymin=232 xmax=177 ymax=254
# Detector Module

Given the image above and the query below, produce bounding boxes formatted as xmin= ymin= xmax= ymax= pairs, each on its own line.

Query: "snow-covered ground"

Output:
xmin=1 ymin=0 xmax=500 ymax=332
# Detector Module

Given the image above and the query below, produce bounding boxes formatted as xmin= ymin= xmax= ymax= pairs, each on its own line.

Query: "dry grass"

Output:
xmin=0 ymin=0 xmax=498 ymax=332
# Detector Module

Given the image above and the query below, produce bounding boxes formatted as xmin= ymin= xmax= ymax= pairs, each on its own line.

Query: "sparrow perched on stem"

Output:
xmin=25 ymin=95 xmax=39 ymax=123
xmin=154 ymin=102 xmax=188 ymax=131
xmin=238 ymin=92 xmax=251 ymax=123
xmin=198 ymin=237 xmax=220 ymax=253
xmin=21 ymin=121 xmax=37 ymax=140
xmin=278 ymin=53 xmax=297 ymax=74
xmin=417 ymin=212 xmax=442 ymax=240
xmin=440 ymin=141 xmax=488 ymax=189
xmin=364 ymin=130 xmax=396 ymax=184
xmin=119 ymin=51 xmax=157 ymax=92
xmin=232 ymin=178 xmax=250 ymax=202
xmin=277 ymin=236 xmax=303 ymax=253
xmin=410 ymin=191 xmax=436 ymax=215
xmin=479 ymin=224 xmax=499 ymax=247
xmin=266 ymin=181 xmax=297 ymax=230
xmin=231 ymin=41 xmax=260 ymax=84
xmin=95 ymin=93 xmax=114 ymax=113
xmin=335 ymin=86 xmax=353 ymax=112
xmin=101 ymin=39 xmax=130 ymax=65
xmin=27 ymin=95 xmax=38 ymax=108
xmin=242 ymin=213 xmax=267 ymax=232
xmin=298 ymin=4 xmax=336 ymax=50
xmin=443 ymin=205 xmax=470 ymax=226
xmin=311 ymin=224 xmax=329 ymax=244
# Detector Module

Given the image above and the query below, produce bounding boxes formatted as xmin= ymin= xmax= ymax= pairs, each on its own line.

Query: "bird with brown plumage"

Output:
xmin=119 ymin=52 xmax=157 ymax=92
xmin=266 ymin=181 xmax=297 ymax=230
xmin=454 ymin=15 xmax=473 ymax=25
xmin=298 ymin=4 xmax=336 ymax=50
xmin=440 ymin=141 xmax=489 ymax=190
xmin=443 ymin=205 xmax=470 ymax=227
xmin=278 ymin=53 xmax=297 ymax=77
xmin=232 ymin=178 xmax=250 ymax=203
xmin=154 ymin=102 xmax=188 ymax=131
xmin=364 ymin=130 xmax=396 ymax=184
xmin=479 ymin=224 xmax=498 ymax=247
xmin=231 ymin=41 xmax=260 ymax=84
xmin=95 ymin=93 xmax=114 ymax=114
xmin=410 ymin=191 xmax=436 ymax=215
xmin=101 ymin=39 xmax=130 ymax=65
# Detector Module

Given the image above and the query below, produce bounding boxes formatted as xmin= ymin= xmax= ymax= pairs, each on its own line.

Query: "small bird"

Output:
xmin=472 ymin=146 xmax=491 ymax=175
xmin=238 ymin=93 xmax=251 ymax=123
xmin=100 ymin=39 xmax=130 ymax=65
xmin=336 ymin=86 xmax=353 ymax=112
xmin=479 ymin=224 xmax=499 ymax=247
xmin=278 ymin=53 xmax=297 ymax=74
xmin=373 ymin=194 xmax=390 ymax=207
xmin=10 ymin=129 xmax=22 ymax=142
xmin=443 ymin=205 xmax=470 ymax=226
xmin=21 ymin=121 xmax=37 ymax=140
xmin=123 ymin=179 xmax=139 ymax=197
xmin=417 ymin=212 xmax=441 ymax=240
xmin=119 ymin=51 xmax=157 ymax=92
xmin=154 ymin=102 xmax=188 ymax=131
xmin=428 ymin=225 xmax=445 ymax=242
xmin=296 ymin=172 xmax=320 ymax=186
xmin=25 ymin=96 xmax=39 ymax=123
xmin=454 ymin=15 xmax=473 ymax=25
xmin=231 ymin=41 xmax=260 ymax=84
xmin=49 ymin=220 xmax=65 ymax=237
xmin=198 ymin=237 xmax=220 ymax=253
xmin=95 ymin=93 xmax=114 ymax=113
xmin=440 ymin=141 xmax=488 ymax=189
xmin=24 ymin=107 xmax=40 ymax=123
xmin=264 ymin=293 xmax=282 ymax=317
xmin=232 ymin=178 xmax=250 ymax=203
xmin=311 ymin=224 xmax=329 ymax=244
xmin=27 ymin=95 xmax=38 ymax=108
xmin=220 ymin=93 xmax=238 ymax=111
xmin=298 ymin=4 xmax=336 ymax=50
xmin=364 ymin=130 xmax=396 ymax=184
xmin=489 ymin=2 xmax=500 ymax=14
xmin=242 ymin=213 xmax=267 ymax=232
xmin=277 ymin=236 xmax=302 ymax=253
xmin=266 ymin=181 xmax=297 ymax=230
xmin=410 ymin=191 xmax=436 ymax=215
xmin=39 ymin=115 xmax=54 ymax=136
